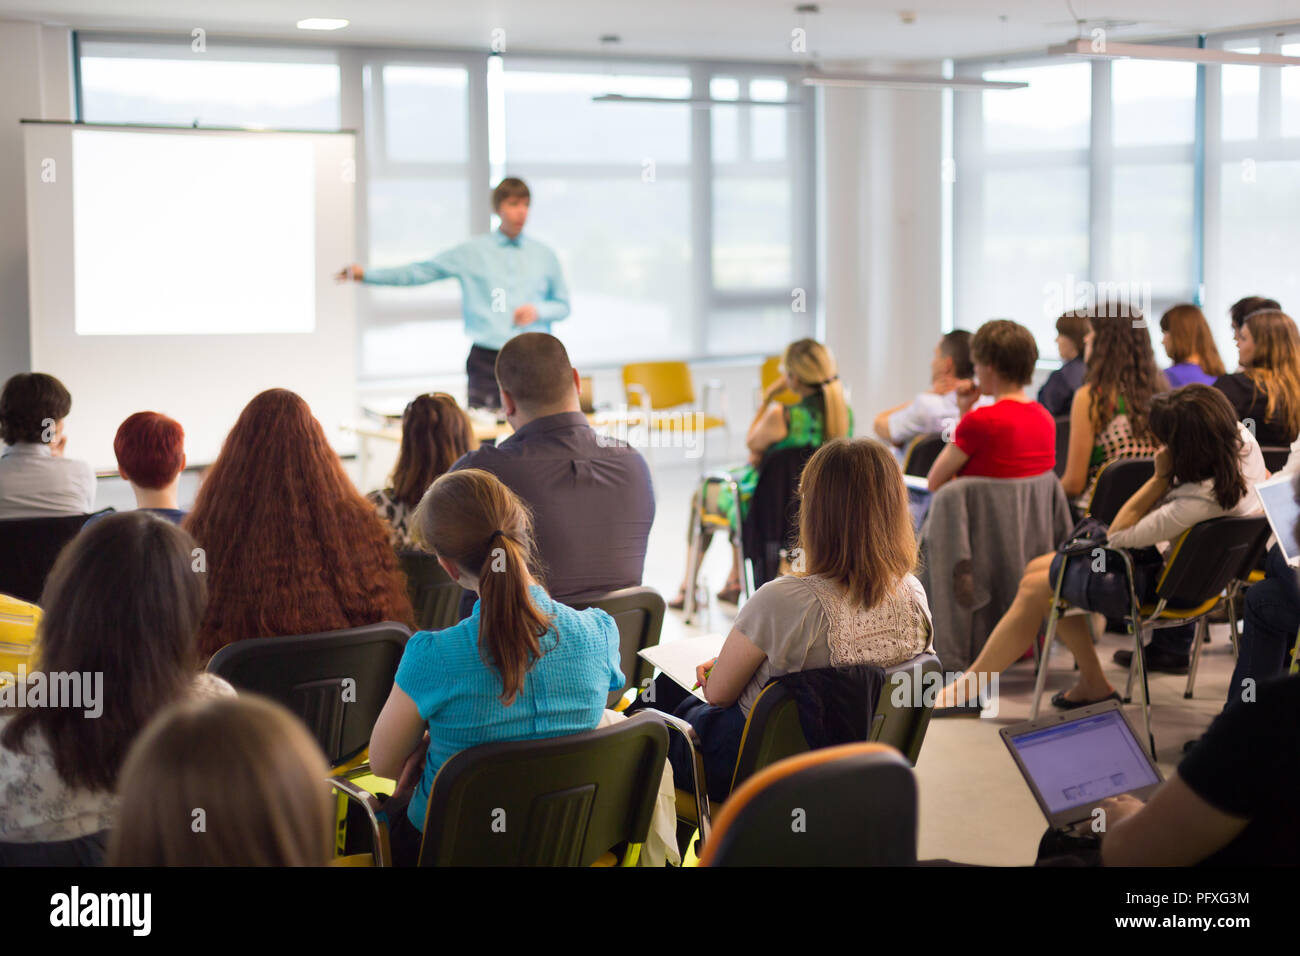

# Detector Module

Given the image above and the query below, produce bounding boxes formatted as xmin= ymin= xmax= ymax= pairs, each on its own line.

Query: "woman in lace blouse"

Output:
xmin=632 ymin=438 xmax=933 ymax=803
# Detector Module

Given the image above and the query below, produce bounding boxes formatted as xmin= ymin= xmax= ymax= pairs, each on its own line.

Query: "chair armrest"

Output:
xmin=638 ymin=707 xmax=712 ymax=845
xmin=329 ymin=778 xmax=393 ymax=867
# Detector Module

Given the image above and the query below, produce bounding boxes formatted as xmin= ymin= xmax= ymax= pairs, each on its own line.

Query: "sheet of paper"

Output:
xmin=639 ymin=633 xmax=727 ymax=701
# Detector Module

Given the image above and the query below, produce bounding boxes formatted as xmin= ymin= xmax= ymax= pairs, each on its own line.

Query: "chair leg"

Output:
xmin=1030 ymin=606 xmax=1061 ymax=720
xmin=1123 ymin=622 xmax=1138 ymax=702
xmin=1133 ymin=624 xmax=1156 ymax=760
xmin=1226 ymin=592 xmax=1241 ymax=660
xmin=1184 ymin=615 xmax=1209 ymax=699
xmin=683 ymin=510 xmax=704 ymax=626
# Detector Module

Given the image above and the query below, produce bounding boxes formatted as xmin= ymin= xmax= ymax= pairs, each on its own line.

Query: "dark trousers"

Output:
xmin=626 ymin=674 xmax=747 ymax=805
xmin=466 ymin=344 xmax=501 ymax=410
xmin=1226 ymin=544 xmax=1299 ymax=711
xmin=377 ymin=790 xmax=423 ymax=867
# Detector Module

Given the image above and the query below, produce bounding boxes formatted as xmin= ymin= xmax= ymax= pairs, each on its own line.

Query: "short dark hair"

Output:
xmin=970 ymin=319 xmax=1038 ymax=386
xmin=1055 ymin=311 xmax=1089 ymax=357
xmin=495 ymin=333 xmax=574 ymax=410
xmin=939 ymin=330 xmax=974 ymax=379
xmin=0 ymin=372 xmax=72 ymax=445
xmin=492 ymin=177 xmax=530 ymax=211
xmin=1230 ymin=296 xmax=1281 ymax=331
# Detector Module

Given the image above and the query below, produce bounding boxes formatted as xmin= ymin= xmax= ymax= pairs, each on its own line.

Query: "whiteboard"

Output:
xmin=23 ymin=122 xmax=356 ymax=472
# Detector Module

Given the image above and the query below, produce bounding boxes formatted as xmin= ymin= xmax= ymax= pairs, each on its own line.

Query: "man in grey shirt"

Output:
xmin=0 ymin=373 xmax=96 ymax=520
xmin=450 ymin=333 xmax=655 ymax=611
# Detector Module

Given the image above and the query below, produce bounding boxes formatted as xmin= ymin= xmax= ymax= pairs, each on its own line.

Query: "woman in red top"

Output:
xmin=927 ymin=319 xmax=1056 ymax=491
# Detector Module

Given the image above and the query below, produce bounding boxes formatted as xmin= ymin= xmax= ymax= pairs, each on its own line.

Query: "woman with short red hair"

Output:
xmin=86 ymin=411 xmax=188 ymax=529
xmin=184 ymin=389 xmax=413 ymax=659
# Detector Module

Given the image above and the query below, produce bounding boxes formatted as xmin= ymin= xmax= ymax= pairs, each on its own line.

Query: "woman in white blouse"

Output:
xmin=935 ymin=384 xmax=1267 ymax=712
xmin=0 ymin=512 xmax=233 ymax=864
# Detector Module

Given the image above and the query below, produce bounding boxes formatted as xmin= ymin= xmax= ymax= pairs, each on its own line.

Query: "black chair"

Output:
xmin=397 ymin=550 xmax=466 ymax=631
xmin=1259 ymin=445 xmax=1291 ymax=473
xmin=699 ymin=743 xmax=917 ymax=867
xmin=1085 ymin=458 xmax=1154 ymax=525
xmin=741 ymin=444 xmax=816 ymax=591
xmin=1053 ymin=415 xmax=1071 ymax=479
xmin=569 ymin=586 xmax=665 ymax=707
xmin=901 ymin=433 xmax=945 ymax=478
xmin=0 ymin=831 xmax=107 ymax=867
xmin=0 ymin=510 xmax=113 ymax=603
xmin=206 ymin=621 xmax=412 ymax=771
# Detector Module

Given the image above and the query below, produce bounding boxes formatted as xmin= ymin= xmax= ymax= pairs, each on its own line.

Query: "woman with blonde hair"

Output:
xmin=635 ymin=439 xmax=932 ymax=801
xmin=1161 ymin=304 xmax=1226 ymax=388
xmin=1214 ymin=309 xmax=1300 ymax=447
xmin=108 ymin=695 xmax=333 ymax=867
xmin=672 ymin=337 xmax=853 ymax=607
xmin=368 ymin=468 xmax=623 ymax=866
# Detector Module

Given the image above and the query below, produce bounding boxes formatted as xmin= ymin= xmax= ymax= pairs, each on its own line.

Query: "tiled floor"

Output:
xmin=641 ymin=458 xmax=1237 ymax=866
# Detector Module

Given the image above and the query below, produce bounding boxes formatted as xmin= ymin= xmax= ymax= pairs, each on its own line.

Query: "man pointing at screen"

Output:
xmin=337 ymin=177 xmax=569 ymax=409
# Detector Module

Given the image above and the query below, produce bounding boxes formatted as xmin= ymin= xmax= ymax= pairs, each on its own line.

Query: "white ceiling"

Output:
xmin=1 ymin=0 xmax=1297 ymax=63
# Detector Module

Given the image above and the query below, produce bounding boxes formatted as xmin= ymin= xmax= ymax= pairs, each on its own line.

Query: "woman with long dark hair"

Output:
xmin=1058 ymin=308 xmax=1168 ymax=511
xmin=184 ymin=388 xmax=413 ymax=659
xmin=368 ymin=468 xmax=623 ymax=865
xmin=0 ymin=513 xmax=234 ymax=861
xmin=367 ymin=392 xmax=476 ymax=550
xmin=935 ymin=385 xmax=1266 ymax=711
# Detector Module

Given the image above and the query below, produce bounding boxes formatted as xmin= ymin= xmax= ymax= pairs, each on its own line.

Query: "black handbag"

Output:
xmin=1047 ymin=517 xmax=1161 ymax=620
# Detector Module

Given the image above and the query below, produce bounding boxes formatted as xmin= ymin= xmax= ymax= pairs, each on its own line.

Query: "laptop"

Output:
xmin=1001 ymin=700 xmax=1163 ymax=834
xmin=1253 ymin=474 xmax=1300 ymax=567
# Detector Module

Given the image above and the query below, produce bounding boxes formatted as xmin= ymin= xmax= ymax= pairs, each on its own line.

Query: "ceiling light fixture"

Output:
xmin=1048 ymin=38 xmax=1300 ymax=66
xmin=296 ymin=18 xmax=349 ymax=31
xmin=800 ymin=71 xmax=1028 ymax=91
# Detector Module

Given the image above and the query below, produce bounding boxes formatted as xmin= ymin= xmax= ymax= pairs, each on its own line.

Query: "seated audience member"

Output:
xmin=1100 ymin=673 xmax=1298 ymax=866
xmin=184 ymin=389 xmax=413 ymax=659
xmin=873 ymin=330 xmax=973 ymax=450
xmin=636 ymin=439 xmax=932 ymax=803
xmin=927 ymin=320 xmax=1056 ymax=492
xmin=108 ymin=696 xmax=333 ymax=867
xmin=935 ymin=385 xmax=1266 ymax=711
xmin=0 ymin=513 xmax=234 ymax=864
xmin=85 ymin=412 xmax=187 ymax=529
xmin=0 ymin=372 xmax=95 ymax=519
xmin=367 ymin=393 xmax=475 ymax=550
xmin=451 ymin=333 xmax=654 ymax=607
xmin=1160 ymin=304 xmax=1226 ymax=388
xmin=1213 ymin=309 xmax=1300 ymax=447
xmin=1228 ymin=295 xmax=1281 ymax=347
xmin=368 ymin=468 xmax=623 ymax=866
xmin=675 ymin=337 xmax=851 ymax=606
xmin=1036 ymin=311 xmax=1088 ymax=416
xmin=1059 ymin=308 xmax=1166 ymax=511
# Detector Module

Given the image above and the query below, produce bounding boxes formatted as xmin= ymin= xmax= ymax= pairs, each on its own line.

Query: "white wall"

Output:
xmin=0 ymin=20 xmax=72 ymax=385
xmin=818 ymin=67 xmax=946 ymax=426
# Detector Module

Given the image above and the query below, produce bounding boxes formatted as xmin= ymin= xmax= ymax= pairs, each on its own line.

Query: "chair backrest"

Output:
xmin=1156 ymin=516 xmax=1271 ymax=609
xmin=1259 ymin=445 xmax=1291 ymax=473
xmin=729 ymin=681 xmax=810 ymax=793
xmin=1053 ymin=415 xmax=1071 ymax=478
xmin=0 ymin=592 xmax=40 ymax=673
xmin=418 ymin=713 xmax=668 ymax=866
xmin=568 ymin=586 xmax=665 ymax=706
xmin=206 ymin=621 xmax=411 ymax=768
xmin=741 ymin=444 xmax=816 ymax=590
xmin=901 ymin=433 xmax=945 ymax=478
xmin=1086 ymin=457 xmax=1154 ymax=525
xmin=0 ymin=511 xmax=108 ymax=604
xmin=397 ymin=550 xmax=466 ymax=632
xmin=870 ymin=652 xmax=942 ymax=764
xmin=700 ymin=743 xmax=917 ymax=866
xmin=622 ymin=361 xmax=695 ymax=410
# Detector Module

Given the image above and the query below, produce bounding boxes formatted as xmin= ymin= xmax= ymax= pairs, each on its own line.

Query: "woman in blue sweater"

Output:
xmin=369 ymin=468 xmax=623 ymax=865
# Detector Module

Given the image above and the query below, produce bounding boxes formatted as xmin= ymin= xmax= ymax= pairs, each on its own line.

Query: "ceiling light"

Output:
xmin=592 ymin=94 xmax=801 ymax=108
xmin=800 ymin=71 xmax=1028 ymax=91
xmin=1048 ymin=38 xmax=1300 ymax=66
xmin=296 ymin=18 xmax=349 ymax=31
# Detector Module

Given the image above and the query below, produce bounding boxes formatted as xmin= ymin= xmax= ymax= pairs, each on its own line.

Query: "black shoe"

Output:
xmin=1050 ymin=689 xmax=1121 ymax=710
xmin=1182 ymin=735 xmax=1204 ymax=754
xmin=931 ymin=701 xmax=984 ymax=718
xmin=1113 ymin=644 xmax=1190 ymax=675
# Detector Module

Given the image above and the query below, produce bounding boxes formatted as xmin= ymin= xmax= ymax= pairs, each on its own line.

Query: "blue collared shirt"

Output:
xmin=362 ymin=229 xmax=570 ymax=350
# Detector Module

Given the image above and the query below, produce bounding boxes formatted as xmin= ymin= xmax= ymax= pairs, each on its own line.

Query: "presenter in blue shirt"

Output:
xmin=337 ymin=178 xmax=570 ymax=409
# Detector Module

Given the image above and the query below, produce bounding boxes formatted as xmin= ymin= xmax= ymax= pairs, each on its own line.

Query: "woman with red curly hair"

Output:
xmin=185 ymin=389 xmax=413 ymax=659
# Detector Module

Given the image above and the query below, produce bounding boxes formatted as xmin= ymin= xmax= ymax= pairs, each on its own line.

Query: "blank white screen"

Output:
xmin=72 ymin=128 xmax=316 ymax=335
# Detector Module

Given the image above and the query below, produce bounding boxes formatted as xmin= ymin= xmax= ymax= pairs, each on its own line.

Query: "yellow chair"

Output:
xmin=621 ymin=361 xmax=728 ymax=471
xmin=759 ymin=356 xmax=800 ymax=406
xmin=0 ymin=593 xmax=40 ymax=677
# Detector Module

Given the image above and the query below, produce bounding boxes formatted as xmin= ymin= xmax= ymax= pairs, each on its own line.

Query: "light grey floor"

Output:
xmin=640 ymin=457 xmax=1237 ymax=867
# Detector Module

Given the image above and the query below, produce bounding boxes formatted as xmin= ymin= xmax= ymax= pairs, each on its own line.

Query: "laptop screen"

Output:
xmin=1006 ymin=709 xmax=1159 ymax=815
xmin=1256 ymin=477 xmax=1300 ymax=564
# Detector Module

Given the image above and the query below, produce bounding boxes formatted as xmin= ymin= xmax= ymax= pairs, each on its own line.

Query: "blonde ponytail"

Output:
xmin=784 ymin=338 xmax=850 ymax=440
xmin=413 ymin=469 xmax=551 ymax=704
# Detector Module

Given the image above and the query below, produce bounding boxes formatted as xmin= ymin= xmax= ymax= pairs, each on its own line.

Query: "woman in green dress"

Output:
xmin=671 ymin=339 xmax=852 ymax=608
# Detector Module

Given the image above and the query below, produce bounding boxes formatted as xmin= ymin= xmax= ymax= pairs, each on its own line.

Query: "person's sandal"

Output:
xmin=715 ymin=585 xmax=742 ymax=605
xmin=668 ymin=588 xmax=706 ymax=611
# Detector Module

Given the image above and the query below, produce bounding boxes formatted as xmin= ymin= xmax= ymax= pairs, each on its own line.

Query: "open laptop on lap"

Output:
xmin=1253 ymin=474 xmax=1300 ymax=567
